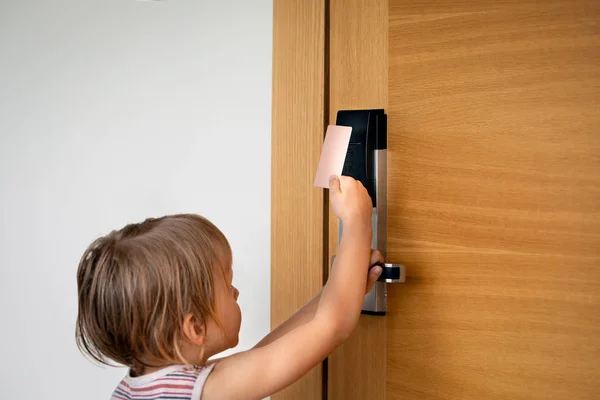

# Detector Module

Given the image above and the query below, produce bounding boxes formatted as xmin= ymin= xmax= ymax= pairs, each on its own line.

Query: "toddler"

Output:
xmin=76 ymin=175 xmax=384 ymax=399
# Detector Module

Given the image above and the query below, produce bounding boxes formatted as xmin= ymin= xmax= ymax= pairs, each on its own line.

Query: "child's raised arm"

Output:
xmin=202 ymin=176 xmax=374 ymax=400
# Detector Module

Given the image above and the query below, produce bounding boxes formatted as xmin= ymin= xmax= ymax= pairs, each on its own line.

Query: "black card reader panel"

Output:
xmin=336 ymin=109 xmax=387 ymax=207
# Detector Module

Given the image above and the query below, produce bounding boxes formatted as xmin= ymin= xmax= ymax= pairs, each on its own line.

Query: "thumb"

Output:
xmin=329 ymin=175 xmax=341 ymax=194
xmin=365 ymin=265 xmax=383 ymax=294
xmin=370 ymin=265 xmax=383 ymax=280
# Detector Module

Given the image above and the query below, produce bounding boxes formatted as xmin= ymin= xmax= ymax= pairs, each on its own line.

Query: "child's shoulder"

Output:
xmin=111 ymin=364 xmax=215 ymax=400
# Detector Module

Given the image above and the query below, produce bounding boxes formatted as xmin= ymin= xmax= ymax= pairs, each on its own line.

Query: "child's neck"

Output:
xmin=137 ymin=364 xmax=168 ymax=376
xmin=133 ymin=349 xmax=208 ymax=377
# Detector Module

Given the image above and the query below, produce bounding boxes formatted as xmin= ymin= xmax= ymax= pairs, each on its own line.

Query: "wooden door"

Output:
xmin=328 ymin=1 xmax=600 ymax=399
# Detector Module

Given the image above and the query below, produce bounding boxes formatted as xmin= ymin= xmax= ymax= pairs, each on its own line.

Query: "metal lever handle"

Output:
xmin=371 ymin=262 xmax=407 ymax=283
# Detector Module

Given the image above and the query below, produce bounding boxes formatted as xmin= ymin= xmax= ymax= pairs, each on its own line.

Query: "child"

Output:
xmin=76 ymin=175 xmax=384 ymax=399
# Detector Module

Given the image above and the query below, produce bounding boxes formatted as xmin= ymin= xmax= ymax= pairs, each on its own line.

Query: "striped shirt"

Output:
xmin=111 ymin=364 xmax=215 ymax=400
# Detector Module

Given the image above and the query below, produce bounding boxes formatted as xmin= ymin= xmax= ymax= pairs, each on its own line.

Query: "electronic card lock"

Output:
xmin=336 ymin=109 xmax=406 ymax=315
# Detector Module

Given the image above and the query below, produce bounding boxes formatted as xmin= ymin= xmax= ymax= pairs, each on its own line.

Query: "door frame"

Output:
xmin=270 ymin=0 xmax=327 ymax=398
xmin=327 ymin=2 xmax=388 ymax=399
xmin=271 ymin=1 xmax=388 ymax=399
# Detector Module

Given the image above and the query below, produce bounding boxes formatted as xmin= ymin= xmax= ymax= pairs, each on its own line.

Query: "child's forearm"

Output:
xmin=253 ymin=289 xmax=322 ymax=348
xmin=316 ymin=221 xmax=372 ymax=340
xmin=257 ymin=223 xmax=371 ymax=348
xmin=255 ymin=241 xmax=380 ymax=349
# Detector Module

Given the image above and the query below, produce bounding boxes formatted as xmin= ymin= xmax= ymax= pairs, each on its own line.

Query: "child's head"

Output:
xmin=75 ymin=213 xmax=241 ymax=374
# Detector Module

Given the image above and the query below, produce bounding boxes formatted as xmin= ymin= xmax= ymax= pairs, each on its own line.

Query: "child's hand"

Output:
xmin=366 ymin=249 xmax=384 ymax=294
xmin=329 ymin=175 xmax=372 ymax=227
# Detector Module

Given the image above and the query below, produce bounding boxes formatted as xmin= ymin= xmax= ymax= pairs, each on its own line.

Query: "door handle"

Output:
xmin=371 ymin=262 xmax=406 ymax=283
xmin=334 ymin=109 xmax=406 ymax=315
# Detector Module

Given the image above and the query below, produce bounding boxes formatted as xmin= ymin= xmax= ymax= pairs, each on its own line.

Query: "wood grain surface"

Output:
xmin=386 ymin=1 xmax=600 ymax=399
xmin=271 ymin=1 xmax=326 ymax=398
xmin=328 ymin=1 xmax=389 ymax=399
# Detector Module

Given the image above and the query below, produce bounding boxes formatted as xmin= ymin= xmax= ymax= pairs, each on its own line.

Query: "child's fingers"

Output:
xmin=365 ymin=265 xmax=382 ymax=294
xmin=370 ymin=249 xmax=384 ymax=266
xmin=366 ymin=250 xmax=385 ymax=293
xmin=329 ymin=175 xmax=341 ymax=195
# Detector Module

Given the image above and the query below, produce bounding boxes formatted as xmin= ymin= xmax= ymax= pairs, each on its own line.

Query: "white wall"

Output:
xmin=0 ymin=0 xmax=272 ymax=398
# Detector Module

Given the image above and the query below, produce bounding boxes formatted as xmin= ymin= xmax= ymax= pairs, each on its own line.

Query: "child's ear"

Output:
xmin=182 ymin=314 xmax=205 ymax=345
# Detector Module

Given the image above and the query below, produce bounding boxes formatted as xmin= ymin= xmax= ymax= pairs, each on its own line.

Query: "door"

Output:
xmin=328 ymin=1 xmax=600 ymax=399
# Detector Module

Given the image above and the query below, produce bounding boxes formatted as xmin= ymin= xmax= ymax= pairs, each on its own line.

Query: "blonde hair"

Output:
xmin=75 ymin=213 xmax=231 ymax=374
